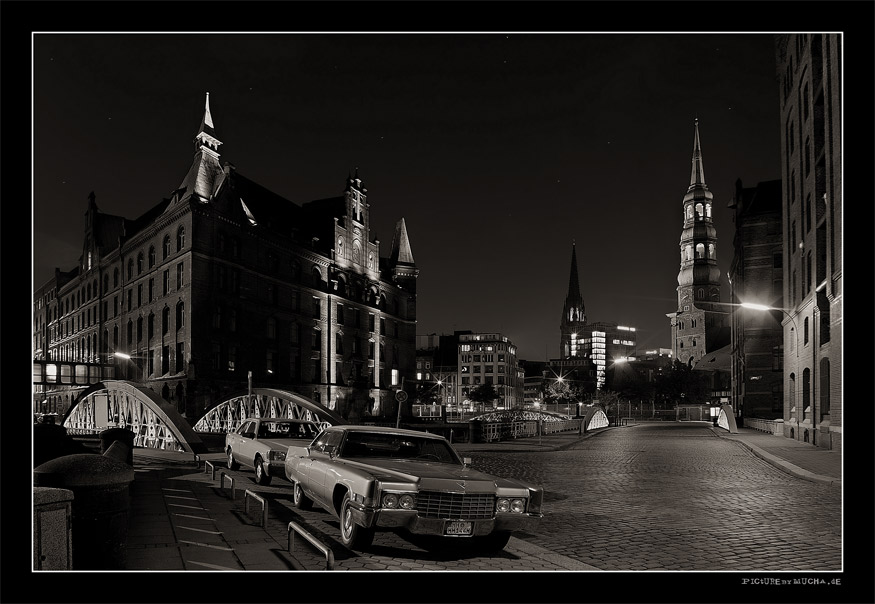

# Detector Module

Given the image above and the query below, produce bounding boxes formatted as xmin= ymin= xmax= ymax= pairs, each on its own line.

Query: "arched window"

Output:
xmin=162 ymin=306 xmax=170 ymax=335
xmin=695 ymin=203 xmax=703 ymax=219
xmin=708 ymin=243 xmax=715 ymax=259
xmin=176 ymin=226 xmax=185 ymax=252
xmin=695 ymin=243 xmax=705 ymax=259
xmin=802 ymin=368 xmax=811 ymax=410
xmin=337 ymin=237 xmax=344 ymax=259
xmin=137 ymin=252 xmax=144 ymax=275
xmin=335 ymin=332 xmax=344 ymax=354
xmin=127 ymin=259 xmax=134 ymax=280
xmin=149 ymin=246 xmax=156 ymax=268
xmin=176 ymin=301 xmax=184 ymax=330
xmin=697 ymin=288 xmax=704 ymax=299
xmin=686 ymin=206 xmax=693 ymax=220
xmin=803 ymin=317 xmax=809 ymax=344
xmin=163 ymin=235 xmax=171 ymax=259
xmin=705 ymin=203 xmax=712 ymax=218
xmin=103 ymin=274 xmax=109 ymax=293
xmin=819 ymin=358 xmax=830 ymax=417
xmin=148 ymin=312 xmax=155 ymax=340
xmin=114 ymin=268 xmax=119 ymax=288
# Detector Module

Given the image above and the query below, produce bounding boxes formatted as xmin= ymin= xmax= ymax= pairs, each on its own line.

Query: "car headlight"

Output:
xmin=268 ymin=450 xmax=286 ymax=461
xmin=381 ymin=493 xmax=416 ymax=509
xmin=496 ymin=497 xmax=527 ymax=513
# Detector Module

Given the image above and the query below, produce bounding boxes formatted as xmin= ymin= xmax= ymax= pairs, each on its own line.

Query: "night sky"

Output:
xmin=33 ymin=32 xmax=784 ymax=360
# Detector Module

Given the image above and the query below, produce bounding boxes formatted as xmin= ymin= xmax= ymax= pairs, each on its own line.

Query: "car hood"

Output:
xmin=340 ymin=458 xmax=532 ymax=493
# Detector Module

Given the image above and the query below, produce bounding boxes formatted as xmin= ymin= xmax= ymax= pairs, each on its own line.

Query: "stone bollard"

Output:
xmin=99 ymin=427 xmax=135 ymax=466
xmin=33 ymin=453 xmax=134 ymax=570
xmin=33 ymin=487 xmax=74 ymax=570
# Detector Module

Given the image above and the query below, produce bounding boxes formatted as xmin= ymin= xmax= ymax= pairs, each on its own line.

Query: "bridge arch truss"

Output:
xmin=193 ymin=388 xmax=346 ymax=435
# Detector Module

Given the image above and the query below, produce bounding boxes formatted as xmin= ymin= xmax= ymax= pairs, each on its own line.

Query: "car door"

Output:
xmin=236 ymin=420 xmax=258 ymax=467
xmin=307 ymin=430 xmax=344 ymax=500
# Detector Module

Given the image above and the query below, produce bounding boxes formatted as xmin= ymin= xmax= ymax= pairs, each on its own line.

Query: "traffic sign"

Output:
xmin=395 ymin=390 xmax=408 ymax=403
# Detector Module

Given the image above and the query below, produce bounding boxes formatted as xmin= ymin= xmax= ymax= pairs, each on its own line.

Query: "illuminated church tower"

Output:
xmin=560 ymin=242 xmax=586 ymax=358
xmin=668 ymin=119 xmax=728 ymax=366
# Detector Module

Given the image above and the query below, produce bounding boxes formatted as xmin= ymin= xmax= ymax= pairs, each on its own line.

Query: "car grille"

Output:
xmin=417 ymin=491 xmax=495 ymax=520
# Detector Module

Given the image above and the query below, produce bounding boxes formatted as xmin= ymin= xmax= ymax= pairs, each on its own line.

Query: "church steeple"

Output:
xmin=671 ymin=119 xmax=725 ymax=366
xmin=560 ymin=241 xmax=586 ymax=358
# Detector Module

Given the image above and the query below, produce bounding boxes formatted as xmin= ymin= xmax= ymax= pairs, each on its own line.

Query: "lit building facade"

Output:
xmin=457 ymin=332 xmax=522 ymax=411
xmin=774 ymin=34 xmax=842 ymax=450
xmin=32 ymin=94 xmax=418 ymax=423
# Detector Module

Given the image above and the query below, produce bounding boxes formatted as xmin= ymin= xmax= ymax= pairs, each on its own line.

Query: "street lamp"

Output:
xmin=114 ymin=351 xmax=146 ymax=381
xmin=740 ymin=301 xmax=804 ymax=434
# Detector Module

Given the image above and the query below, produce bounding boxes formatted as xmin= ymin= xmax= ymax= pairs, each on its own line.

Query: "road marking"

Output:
xmin=179 ymin=540 xmax=233 ymax=551
xmin=186 ymin=560 xmax=239 ymax=571
xmin=168 ymin=503 xmax=208 ymax=511
xmin=165 ymin=495 xmax=200 ymax=501
xmin=174 ymin=513 xmax=213 ymax=521
xmin=162 ymin=488 xmax=193 ymax=493
xmin=177 ymin=525 xmax=222 ymax=535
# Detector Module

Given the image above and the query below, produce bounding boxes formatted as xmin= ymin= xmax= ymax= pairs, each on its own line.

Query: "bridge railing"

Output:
xmin=476 ymin=419 xmax=582 ymax=443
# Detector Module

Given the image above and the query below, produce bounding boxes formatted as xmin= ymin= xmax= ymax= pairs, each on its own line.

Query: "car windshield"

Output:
xmin=341 ymin=431 xmax=460 ymax=464
xmin=259 ymin=421 xmax=318 ymax=439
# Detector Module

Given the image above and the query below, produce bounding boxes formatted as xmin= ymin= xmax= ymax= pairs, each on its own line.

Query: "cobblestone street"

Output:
xmin=469 ymin=423 xmax=841 ymax=571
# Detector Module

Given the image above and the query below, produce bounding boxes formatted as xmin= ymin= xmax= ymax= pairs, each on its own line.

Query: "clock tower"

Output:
xmin=669 ymin=119 xmax=727 ymax=366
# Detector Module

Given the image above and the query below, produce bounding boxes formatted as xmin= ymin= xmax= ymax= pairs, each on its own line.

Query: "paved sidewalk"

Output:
xmin=123 ymin=422 xmax=841 ymax=570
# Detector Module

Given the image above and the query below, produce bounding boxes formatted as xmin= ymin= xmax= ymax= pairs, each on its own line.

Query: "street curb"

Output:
xmin=711 ymin=429 xmax=841 ymax=488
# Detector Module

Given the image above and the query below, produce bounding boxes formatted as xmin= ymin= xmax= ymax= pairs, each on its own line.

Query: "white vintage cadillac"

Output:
xmin=284 ymin=424 xmax=543 ymax=551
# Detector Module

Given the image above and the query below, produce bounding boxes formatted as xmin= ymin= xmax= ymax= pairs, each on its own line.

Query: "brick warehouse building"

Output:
xmin=774 ymin=34 xmax=842 ymax=451
xmin=32 ymin=93 xmax=419 ymax=423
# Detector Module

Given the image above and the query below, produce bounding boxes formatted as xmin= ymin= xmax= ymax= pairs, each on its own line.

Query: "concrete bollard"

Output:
xmin=33 ymin=487 xmax=74 ymax=570
xmin=33 ymin=453 xmax=134 ymax=570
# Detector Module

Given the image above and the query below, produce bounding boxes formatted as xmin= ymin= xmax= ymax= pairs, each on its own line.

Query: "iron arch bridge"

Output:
xmin=192 ymin=388 xmax=346 ymax=435
xmin=63 ymin=380 xmax=206 ymax=454
xmin=62 ymin=382 xmax=345 ymax=454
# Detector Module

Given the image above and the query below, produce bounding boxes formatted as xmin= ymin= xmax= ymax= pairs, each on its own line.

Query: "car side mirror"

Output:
xmin=462 ymin=457 xmax=472 ymax=467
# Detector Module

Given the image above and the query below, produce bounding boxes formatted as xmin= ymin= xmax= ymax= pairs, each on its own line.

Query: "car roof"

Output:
xmin=329 ymin=425 xmax=446 ymax=440
xmin=253 ymin=418 xmax=316 ymax=424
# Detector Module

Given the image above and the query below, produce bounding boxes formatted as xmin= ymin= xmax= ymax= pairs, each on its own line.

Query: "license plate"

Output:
xmin=444 ymin=521 xmax=472 ymax=536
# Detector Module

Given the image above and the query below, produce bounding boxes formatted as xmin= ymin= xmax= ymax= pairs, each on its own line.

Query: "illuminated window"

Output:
xmin=391 ymin=369 xmax=399 ymax=386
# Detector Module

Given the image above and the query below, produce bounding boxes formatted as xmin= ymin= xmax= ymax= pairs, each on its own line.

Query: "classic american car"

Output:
xmin=284 ymin=425 xmax=543 ymax=551
xmin=225 ymin=418 xmax=322 ymax=485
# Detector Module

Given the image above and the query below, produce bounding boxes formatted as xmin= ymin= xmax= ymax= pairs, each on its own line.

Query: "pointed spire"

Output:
xmin=562 ymin=241 xmax=585 ymax=323
xmin=198 ymin=92 xmax=216 ymax=137
xmin=689 ymin=118 xmax=706 ymax=188
xmin=389 ymin=218 xmax=415 ymax=266
xmin=174 ymin=93 xmax=224 ymax=206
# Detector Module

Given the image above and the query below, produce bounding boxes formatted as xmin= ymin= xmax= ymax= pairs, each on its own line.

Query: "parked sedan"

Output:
xmin=284 ymin=425 xmax=543 ymax=551
xmin=225 ymin=418 xmax=321 ymax=485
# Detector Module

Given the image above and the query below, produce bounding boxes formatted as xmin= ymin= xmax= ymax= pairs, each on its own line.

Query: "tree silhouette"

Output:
xmin=467 ymin=383 xmax=499 ymax=411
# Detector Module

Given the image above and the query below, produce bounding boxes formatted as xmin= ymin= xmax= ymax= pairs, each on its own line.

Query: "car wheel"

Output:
xmin=254 ymin=456 xmax=272 ymax=486
xmin=339 ymin=491 xmax=374 ymax=551
xmin=474 ymin=531 xmax=511 ymax=552
xmin=227 ymin=448 xmax=240 ymax=470
xmin=293 ymin=482 xmax=313 ymax=510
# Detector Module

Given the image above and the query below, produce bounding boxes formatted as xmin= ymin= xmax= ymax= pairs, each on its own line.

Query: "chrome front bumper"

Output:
xmin=350 ymin=505 xmax=542 ymax=536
